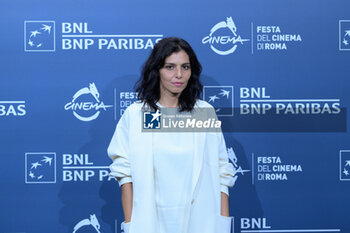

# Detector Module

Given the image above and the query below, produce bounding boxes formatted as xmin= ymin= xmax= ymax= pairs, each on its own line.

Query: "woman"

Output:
xmin=108 ymin=37 xmax=235 ymax=233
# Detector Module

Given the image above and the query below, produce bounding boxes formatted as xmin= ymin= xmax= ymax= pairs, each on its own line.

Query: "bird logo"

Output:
xmin=209 ymin=95 xmax=219 ymax=103
xmin=340 ymin=151 xmax=350 ymax=180
xmin=342 ymin=30 xmax=350 ymax=47
xmin=340 ymin=21 xmax=350 ymax=50
xmin=25 ymin=21 xmax=55 ymax=51
xmin=342 ymin=160 xmax=350 ymax=177
xmin=25 ymin=153 xmax=56 ymax=183
xmin=204 ymin=86 xmax=233 ymax=116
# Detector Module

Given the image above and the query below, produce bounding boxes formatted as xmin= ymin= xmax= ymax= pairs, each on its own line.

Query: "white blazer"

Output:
xmin=108 ymin=100 xmax=235 ymax=233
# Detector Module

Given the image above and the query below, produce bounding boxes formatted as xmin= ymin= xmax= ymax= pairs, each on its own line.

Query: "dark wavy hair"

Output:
xmin=135 ymin=37 xmax=202 ymax=112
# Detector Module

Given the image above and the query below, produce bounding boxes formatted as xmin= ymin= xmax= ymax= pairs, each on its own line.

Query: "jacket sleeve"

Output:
xmin=107 ymin=109 xmax=132 ymax=187
xmin=218 ymin=132 xmax=235 ymax=196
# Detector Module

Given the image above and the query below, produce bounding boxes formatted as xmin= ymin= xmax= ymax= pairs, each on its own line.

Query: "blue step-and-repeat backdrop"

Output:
xmin=1 ymin=0 xmax=350 ymax=232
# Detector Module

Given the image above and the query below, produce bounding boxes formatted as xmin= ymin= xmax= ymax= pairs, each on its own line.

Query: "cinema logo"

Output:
xmin=202 ymin=16 xmax=249 ymax=55
xmin=72 ymin=214 xmax=101 ymax=233
xmin=252 ymin=154 xmax=303 ymax=182
xmin=227 ymin=147 xmax=250 ymax=184
xmin=64 ymin=83 xmax=112 ymax=122
xmin=239 ymin=87 xmax=341 ymax=115
xmin=202 ymin=18 xmax=304 ymax=54
xmin=0 ymin=100 xmax=26 ymax=117
xmin=25 ymin=21 xmax=163 ymax=51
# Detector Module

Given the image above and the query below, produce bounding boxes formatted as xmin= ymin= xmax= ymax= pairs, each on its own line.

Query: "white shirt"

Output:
xmin=153 ymin=104 xmax=194 ymax=233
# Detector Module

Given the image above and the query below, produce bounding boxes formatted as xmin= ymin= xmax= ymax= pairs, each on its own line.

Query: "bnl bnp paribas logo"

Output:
xmin=0 ymin=100 xmax=26 ymax=117
xmin=25 ymin=153 xmax=113 ymax=183
xmin=24 ymin=21 xmax=55 ymax=52
xmin=24 ymin=21 xmax=162 ymax=52
xmin=143 ymin=110 xmax=161 ymax=129
xmin=25 ymin=152 xmax=56 ymax=183
xmin=64 ymin=83 xmax=112 ymax=122
xmin=339 ymin=20 xmax=350 ymax=51
xmin=203 ymin=86 xmax=234 ymax=116
xmin=340 ymin=150 xmax=350 ymax=181
xmin=202 ymin=16 xmax=249 ymax=55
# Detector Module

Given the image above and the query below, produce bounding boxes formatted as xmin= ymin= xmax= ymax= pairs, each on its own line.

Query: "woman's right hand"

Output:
xmin=121 ymin=221 xmax=131 ymax=233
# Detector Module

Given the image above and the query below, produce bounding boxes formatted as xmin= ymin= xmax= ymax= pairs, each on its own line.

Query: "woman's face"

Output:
xmin=159 ymin=50 xmax=191 ymax=99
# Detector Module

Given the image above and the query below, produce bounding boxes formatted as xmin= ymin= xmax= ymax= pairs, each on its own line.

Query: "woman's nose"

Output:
xmin=175 ymin=67 xmax=182 ymax=79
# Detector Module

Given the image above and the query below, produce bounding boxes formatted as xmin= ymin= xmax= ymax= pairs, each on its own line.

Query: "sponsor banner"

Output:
xmin=203 ymin=86 xmax=234 ymax=116
xmin=62 ymin=153 xmax=113 ymax=182
xmin=205 ymin=86 xmax=342 ymax=116
xmin=64 ymin=83 xmax=113 ymax=122
xmin=202 ymin=17 xmax=250 ymax=55
xmin=252 ymin=153 xmax=303 ymax=182
xmin=202 ymin=17 xmax=249 ymax=55
xmin=202 ymin=16 xmax=303 ymax=55
xmin=25 ymin=152 xmax=56 ymax=183
xmin=339 ymin=20 xmax=350 ymax=51
xmin=0 ymin=100 xmax=26 ymax=117
xmin=203 ymin=86 xmax=346 ymax=132
xmin=227 ymin=147 xmax=250 ymax=185
xmin=24 ymin=21 xmax=163 ymax=52
xmin=239 ymin=217 xmax=340 ymax=233
xmin=24 ymin=21 xmax=55 ymax=52
xmin=255 ymin=25 xmax=302 ymax=51
xmin=340 ymin=150 xmax=350 ymax=181
xmin=117 ymin=90 xmax=138 ymax=117
xmin=72 ymin=214 xmax=102 ymax=233
xmin=25 ymin=153 xmax=114 ymax=183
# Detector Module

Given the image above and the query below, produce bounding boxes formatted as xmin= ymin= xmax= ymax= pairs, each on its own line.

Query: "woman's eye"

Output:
xmin=165 ymin=65 xmax=174 ymax=70
xmin=182 ymin=65 xmax=191 ymax=70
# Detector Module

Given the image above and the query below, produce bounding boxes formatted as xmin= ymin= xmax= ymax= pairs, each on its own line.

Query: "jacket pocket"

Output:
xmin=121 ymin=221 xmax=131 ymax=233
xmin=215 ymin=215 xmax=232 ymax=233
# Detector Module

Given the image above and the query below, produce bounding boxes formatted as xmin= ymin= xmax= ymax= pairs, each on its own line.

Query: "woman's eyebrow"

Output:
xmin=164 ymin=62 xmax=190 ymax=65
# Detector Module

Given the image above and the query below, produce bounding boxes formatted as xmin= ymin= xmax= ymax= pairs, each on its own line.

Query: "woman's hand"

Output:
xmin=220 ymin=192 xmax=229 ymax=217
xmin=121 ymin=182 xmax=133 ymax=222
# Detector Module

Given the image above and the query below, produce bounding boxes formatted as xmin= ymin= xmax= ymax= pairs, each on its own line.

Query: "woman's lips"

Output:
xmin=172 ymin=82 xmax=184 ymax=87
